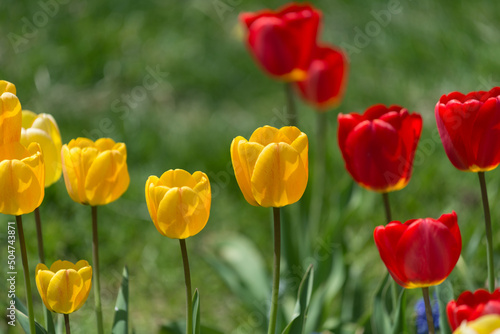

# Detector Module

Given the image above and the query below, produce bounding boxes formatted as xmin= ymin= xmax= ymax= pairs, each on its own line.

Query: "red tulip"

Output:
xmin=447 ymin=288 xmax=500 ymax=330
xmin=296 ymin=44 xmax=348 ymax=111
xmin=435 ymin=86 xmax=500 ymax=172
xmin=337 ymin=105 xmax=422 ymax=193
xmin=374 ymin=212 xmax=461 ymax=289
xmin=240 ymin=3 xmax=321 ymax=82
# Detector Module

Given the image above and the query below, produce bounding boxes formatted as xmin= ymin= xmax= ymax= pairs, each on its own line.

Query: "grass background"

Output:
xmin=2 ymin=0 xmax=500 ymax=333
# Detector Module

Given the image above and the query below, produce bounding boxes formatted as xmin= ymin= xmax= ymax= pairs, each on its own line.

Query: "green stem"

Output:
xmin=284 ymin=83 xmax=298 ymax=127
xmin=422 ymin=287 xmax=435 ymax=334
xmin=35 ymin=207 xmax=56 ymax=332
xmin=308 ymin=112 xmax=328 ymax=236
xmin=478 ymin=172 xmax=496 ymax=292
xmin=268 ymin=207 xmax=281 ymax=334
xmin=91 ymin=206 xmax=104 ymax=334
xmin=64 ymin=314 xmax=71 ymax=334
xmin=179 ymin=239 xmax=193 ymax=334
xmin=382 ymin=192 xmax=392 ymax=223
xmin=16 ymin=215 xmax=36 ymax=334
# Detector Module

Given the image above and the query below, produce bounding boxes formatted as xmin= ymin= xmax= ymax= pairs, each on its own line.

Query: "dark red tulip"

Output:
xmin=240 ymin=3 xmax=321 ymax=82
xmin=337 ymin=105 xmax=422 ymax=193
xmin=435 ymin=86 xmax=500 ymax=172
xmin=374 ymin=211 xmax=461 ymax=289
xmin=447 ymin=288 xmax=500 ymax=330
xmin=296 ymin=44 xmax=348 ymax=111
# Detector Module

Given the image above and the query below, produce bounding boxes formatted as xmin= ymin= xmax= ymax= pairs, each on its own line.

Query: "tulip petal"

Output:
xmin=0 ymin=92 xmax=22 ymax=145
xmin=35 ymin=265 xmax=54 ymax=311
xmin=47 ymin=269 xmax=83 ymax=314
xmin=251 ymin=142 xmax=307 ymax=207
xmin=231 ymin=136 xmax=262 ymax=206
xmin=159 ymin=169 xmax=197 ymax=188
xmin=22 ymin=128 xmax=60 ymax=187
xmin=74 ymin=265 xmax=92 ymax=312
xmin=249 ymin=126 xmax=279 ymax=146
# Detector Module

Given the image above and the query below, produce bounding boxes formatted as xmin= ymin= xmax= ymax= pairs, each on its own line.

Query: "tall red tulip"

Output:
xmin=435 ymin=87 xmax=500 ymax=172
xmin=240 ymin=3 xmax=321 ymax=82
xmin=374 ymin=211 xmax=461 ymax=289
xmin=296 ymin=44 xmax=348 ymax=111
xmin=337 ymin=104 xmax=422 ymax=193
xmin=447 ymin=289 xmax=500 ymax=330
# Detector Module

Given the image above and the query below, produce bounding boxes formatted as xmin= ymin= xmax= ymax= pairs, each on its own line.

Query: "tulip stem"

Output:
xmin=91 ymin=206 xmax=104 ymax=334
xmin=309 ymin=111 xmax=327 ymax=236
xmin=422 ymin=287 xmax=435 ymax=334
xmin=478 ymin=172 xmax=496 ymax=292
xmin=382 ymin=192 xmax=392 ymax=222
xmin=179 ymin=239 xmax=193 ymax=334
xmin=285 ymin=83 xmax=298 ymax=127
xmin=16 ymin=215 xmax=36 ymax=334
xmin=64 ymin=314 xmax=71 ymax=334
xmin=35 ymin=207 xmax=56 ymax=332
xmin=268 ymin=207 xmax=281 ymax=334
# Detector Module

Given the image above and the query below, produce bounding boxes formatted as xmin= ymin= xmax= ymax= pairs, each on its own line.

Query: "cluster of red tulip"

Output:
xmin=241 ymin=2 xmax=500 ymax=333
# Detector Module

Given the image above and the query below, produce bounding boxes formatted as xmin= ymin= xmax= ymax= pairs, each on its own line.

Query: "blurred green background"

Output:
xmin=2 ymin=0 xmax=500 ymax=333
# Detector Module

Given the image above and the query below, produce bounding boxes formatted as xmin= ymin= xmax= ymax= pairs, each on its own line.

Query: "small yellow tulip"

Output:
xmin=0 ymin=142 xmax=44 ymax=215
xmin=230 ymin=125 xmax=308 ymax=207
xmin=0 ymin=80 xmax=16 ymax=95
xmin=35 ymin=260 xmax=92 ymax=314
xmin=61 ymin=137 xmax=130 ymax=206
xmin=453 ymin=315 xmax=500 ymax=334
xmin=0 ymin=91 xmax=21 ymax=145
xmin=21 ymin=111 xmax=62 ymax=187
xmin=145 ymin=169 xmax=211 ymax=239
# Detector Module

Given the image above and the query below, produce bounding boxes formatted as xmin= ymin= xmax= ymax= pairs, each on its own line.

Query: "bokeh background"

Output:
xmin=2 ymin=0 xmax=500 ymax=333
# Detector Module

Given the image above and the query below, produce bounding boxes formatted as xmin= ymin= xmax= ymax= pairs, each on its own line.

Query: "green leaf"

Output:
xmin=15 ymin=308 xmax=48 ymax=334
xmin=159 ymin=321 xmax=223 ymax=334
xmin=371 ymin=273 xmax=391 ymax=334
xmin=390 ymin=288 xmax=406 ymax=334
xmin=436 ymin=281 xmax=454 ymax=334
xmin=15 ymin=296 xmax=28 ymax=315
xmin=281 ymin=264 xmax=314 ymax=334
xmin=192 ymin=289 xmax=200 ymax=334
xmin=112 ymin=266 xmax=129 ymax=334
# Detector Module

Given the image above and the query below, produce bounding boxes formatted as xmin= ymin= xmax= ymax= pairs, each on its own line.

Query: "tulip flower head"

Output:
xmin=436 ymin=87 xmax=500 ymax=172
xmin=447 ymin=289 xmax=500 ymax=330
xmin=452 ymin=315 xmax=500 ymax=334
xmin=61 ymin=137 xmax=129 ymax=206
xmin=35 ymin=260 xmax=92 ymax=314
xmin=240 ymin=3 xmax=321 ymax=82
xmin=0 ymin=84 xmax=22 ymax=145
xmin=338 ymin=104 xmax=422 ymax=193
xmin=374 ymin=211 xmax=461 ymax=289
xmin=0 ymin=142 xmax=44 ymax=215
xmin=146 ymin=169 xmax=211 ymax=239
xmin=296 ymin=44 xmax=348 ymax=111
xmin=231 ymin=125 xmax=308 ymax=207
xmin=21 ymin=110 xmax=62 ymax=187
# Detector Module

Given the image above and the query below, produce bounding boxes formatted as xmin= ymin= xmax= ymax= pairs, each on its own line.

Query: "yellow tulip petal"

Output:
xmin=159 ymin=169 xmax=197 ymax=188
xmin=192 ymin=171 xmax=211 ymax=215
xmin=251 ymin=142 xmax=307 ymax=207
xmin=50 ymin=260 xmax=77 ymax=272
xmin=231 ymin=137 xmax=262 ymax=206
xmin=0 ymin=92 xmax=22 ymax=144
xmin=74 ymin=260 xmax=90 ymax=271
xmin=95 ymin=138 xmax=117 ymax=151
xmin=0 ymin=80 xmax=16 ymax=95
xmin=47 ymin=269 xmax=83 ymax=314
xmin=35 ymin=268 xmax=55 ymax=312
xmin=290 ymin=132 xmax=309 ymax=171
xmin=145 ymin=176 xmax=160 ymax=222
xmin=278 ymin=126 xmax=302 ymax=143
xmin=74 ymin=265 xmax=92 ymax=312
xmin=61 ymin=145 xmax=85 ymax=204
xmin=453 ymin=315 xmax=500 ymax=334
xmin=156 ymin=186 xmax=203 ymax=239
xmin=21 ymin=110 xmax=37 ymax=128
xmin=22 ymin=128 xmax=60 ymax=187
xmin=249 ymin=126 xmax=279 ymax=146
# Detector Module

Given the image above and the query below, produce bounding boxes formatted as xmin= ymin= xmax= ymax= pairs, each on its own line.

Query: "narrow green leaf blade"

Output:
xmin=390 ymin=288 xmax=406 ymax=334
xmin=15 ymin=309 xmax=48 ymax=334
xmin=371 ymin=273 xmax=391 ymax=334
xmin=281 ymin=264 xmax=315 ymax=334
xmin=112 ymin=266 xmax=129 ymax=334
xmin=192 ymin=289 xmax=200 ymax=334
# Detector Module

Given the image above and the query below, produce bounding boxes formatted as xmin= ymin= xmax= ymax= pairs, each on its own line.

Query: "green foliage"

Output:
xmin=112 ymin=266 xmax=129 ymax=334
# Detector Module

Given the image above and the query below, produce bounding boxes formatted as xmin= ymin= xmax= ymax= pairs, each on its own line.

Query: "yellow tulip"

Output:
xmin=61 ymin=137 xmax=130 ymax=206
xmin=145 ymin=169 xmax=211 ymax=239
xmin=21 ymin=110 xmax=62 ymax=187
xmin=230 ymin=125 xmax=308 ymax=207
xmin=0 ymin=91 xmax=21 ymax=145
xmin=35 ymin=260 xmax=92 ymax=314
xmin=0 ymin=80 xmax=16 ymax=95
xmin=453 ymin=315 xmax=500 ymax=334
xmin=0 ymin=142 xmax=44 ymax=215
